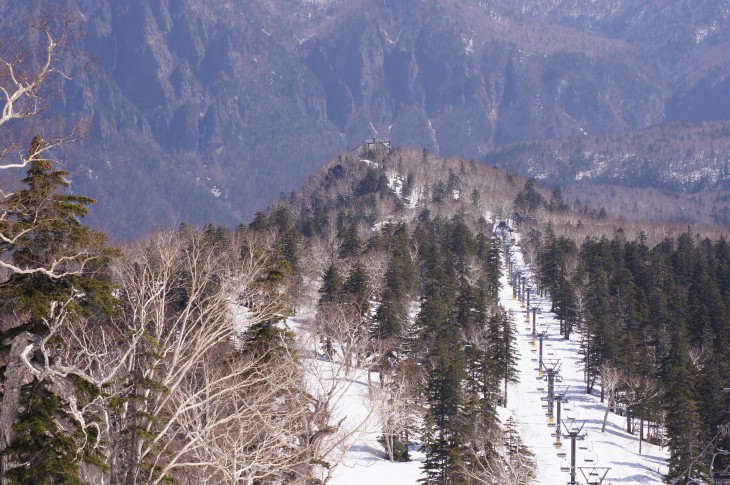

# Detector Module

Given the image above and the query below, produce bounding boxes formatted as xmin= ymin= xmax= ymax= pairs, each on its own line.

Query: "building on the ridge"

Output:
xmin=355 ymin=138 xmax=391 ymax=158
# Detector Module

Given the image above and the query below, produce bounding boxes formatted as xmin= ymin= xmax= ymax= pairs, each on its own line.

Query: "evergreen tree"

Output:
xmin=6 ymin=385 xmax=94 ymax=485
xmin=432 ymin=180 xmax=446 ymax=204
xmin=342 ymin=262 xmax=371 ymax=316
xmin=461 ymin=282 xmax=497 ymax=417
xmin=0 ymin=136 xmax=116 ymax=483
xmin=483 ymin=236 xmax=503 ymax=304
xmin=319 ymin=264 xmax=343 ymax=306
xmin=448 ymin=216 xmax=475 ymax=279
xmin=420 ymin=335 xmax=469 ymax=484
xmin=548 ymin=187 xmax=568 ymax=212
xmin=355 ymin=166 xmax=389 ymax=196
xmin=401 ymin=172 xmax=414 ymax=204
xmin=239 ymin=228 xmax=298 ymax=358
xmin=553 ymin=267 xmax=578 ymax=340
xmin=372 ymin=225 xmax=415 ymax=345
xmin=537 ymin=223 xmax=559 ymax=298
xmin=416 ymin=218 xmax=486 ymax=484
xmin=581 ymin=266 xmax=613 ymax=393
xmin=497 ymin=308 xmax=520 ymax=405
xmin=470 ymin=187 xmax=480 ymax=205
xmin=512 ymin=178 xmax=545 ymax=225
xmin=662 ymin=323 xmax=702 ymax=483
xmin=339 ymin=222 xmax=363 ymax=259
xmin=374 ymin=287 xmax=402 ymax=343
xmin=271 ymin=205 xmax=302 ymax=274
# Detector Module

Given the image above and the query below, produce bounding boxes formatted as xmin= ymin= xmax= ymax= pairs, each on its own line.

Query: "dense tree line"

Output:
xmin=529 ymin=226 xmax=730 ymax=482
xmin=413 ymin=214 xmax=518 ymax=483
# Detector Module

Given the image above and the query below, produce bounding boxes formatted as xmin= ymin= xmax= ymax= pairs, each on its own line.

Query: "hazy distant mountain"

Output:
xmin=485 ymin=120 xmax=730 ymax=191
xmin=3 ymin=0 xmax=730 ymax=238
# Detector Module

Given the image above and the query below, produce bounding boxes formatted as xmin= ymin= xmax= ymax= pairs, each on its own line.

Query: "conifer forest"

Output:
xmin=2 ymin=8 xmax=730 ymax=485
xmin=6 ymin=134 xmax=729 ymax=482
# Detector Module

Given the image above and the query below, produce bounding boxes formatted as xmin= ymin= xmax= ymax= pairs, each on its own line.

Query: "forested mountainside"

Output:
xmin=485 ymin=121 xmax=730 ymax=192
xmin=1 ymin=136 xmax=730 ymax=482
xmin=264 ymin=147 xmax=730 ymax=483
xmin=483 ymin=121 xmax=730 ymax=225
xmin=3 ymin=0 xmax=730 ymax=238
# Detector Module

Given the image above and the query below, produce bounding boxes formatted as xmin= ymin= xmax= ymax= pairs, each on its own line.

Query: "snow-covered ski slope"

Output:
xmin=327 ymin=232 xmax=668 ymax=484
xmin=501 ymin=236 xmax=668 ymax=485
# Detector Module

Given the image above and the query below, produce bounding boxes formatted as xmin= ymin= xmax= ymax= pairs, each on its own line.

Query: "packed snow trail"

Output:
xmin=501 ymin=236 xmax=668 ymax=485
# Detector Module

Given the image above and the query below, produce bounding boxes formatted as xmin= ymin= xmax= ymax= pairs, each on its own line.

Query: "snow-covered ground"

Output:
xmin=319 ymin=234 xmax=668 ymax=485
xmin=500 ymin=242 xmax=668 ymax=484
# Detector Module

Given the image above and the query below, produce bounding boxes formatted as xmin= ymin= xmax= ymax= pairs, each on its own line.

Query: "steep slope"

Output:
xmin=300 ymin=0 xmax=665 ymax=153
xmin=3 ymin=0 xmax=730 ymax=237
xmin=513 ymin=0 xmax=730 ymax=123
xmin=2 ymin=0 xmax=347 ymax=238
xmin=64 ymin=0 xmax=346 ymax=238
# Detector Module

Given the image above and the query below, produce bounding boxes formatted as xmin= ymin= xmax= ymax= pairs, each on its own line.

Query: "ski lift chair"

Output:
xmin=584 ymin=450 xmax=597 ymax=463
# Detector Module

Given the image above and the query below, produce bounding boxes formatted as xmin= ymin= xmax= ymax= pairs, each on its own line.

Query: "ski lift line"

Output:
xmin=562 ymin=419 xmax=588 ymax=436
xmin=502 ymin=237 xmax=667 ymax=485
xmin=579 ymin=467 xmax=611 ymax=485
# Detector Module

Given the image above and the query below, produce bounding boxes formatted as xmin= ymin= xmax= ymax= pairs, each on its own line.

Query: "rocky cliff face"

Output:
xmin=300 ymin=0 xmax=669 ymax=153
xmin=61 ymin=0 xmax=345 ymax=238
xmin=3 ymin=0 xmax=729 ymax=238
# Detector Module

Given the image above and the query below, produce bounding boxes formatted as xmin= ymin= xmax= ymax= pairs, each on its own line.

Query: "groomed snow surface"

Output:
xmin=498 ymin=241 xmax=668 ymax=485
xmin=318 ymin=237 xmax=668 ymax=485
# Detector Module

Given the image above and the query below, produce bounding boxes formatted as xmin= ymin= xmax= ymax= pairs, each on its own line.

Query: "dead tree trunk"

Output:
xmin=0 ymin=332 xmax=35 ymax=484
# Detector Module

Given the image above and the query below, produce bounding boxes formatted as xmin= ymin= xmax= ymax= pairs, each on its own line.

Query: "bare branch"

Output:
xmin=0 ymin=19 xmax=72 ymax=137
xmin=599 ymin=362 xmax=625 ymax=433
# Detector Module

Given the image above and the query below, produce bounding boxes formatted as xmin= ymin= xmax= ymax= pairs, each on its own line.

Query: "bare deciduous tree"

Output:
xmin=459 ymin=420 xmax=535 ymax=485
xmin=369 ymin=360 xmax=420 ymax=462
xmin=299 ymin=321 xmax=373 ymax=484
xmin=143 ymin=343 xmax=313 ymax=485
xmin=599 ymin=362 xmax=624 ymax=433
xmin=623 ymin=374 xmax=661 ymax=454
xmin=0 ymin=18 xmax=77 ymax=169
xmin=105 ymin=227 xmax=316 ymax=484
xmin=316 ymin=302 xmax=370 ymax=374
xmin=688 ymin=344 xmax=706 ymax=369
